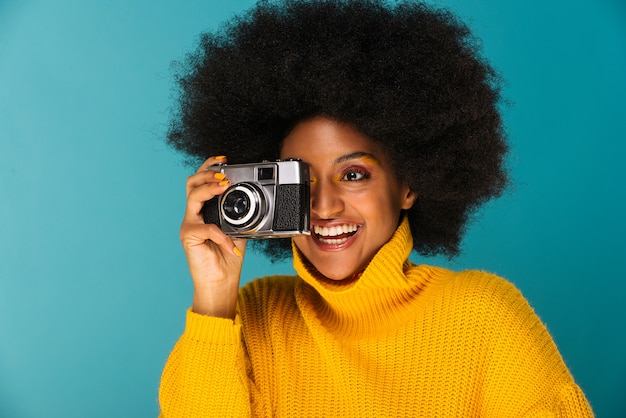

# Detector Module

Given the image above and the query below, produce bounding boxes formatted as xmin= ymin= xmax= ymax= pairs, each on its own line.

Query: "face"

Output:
xmin=280 ymin=117 xmax=416 ymax=282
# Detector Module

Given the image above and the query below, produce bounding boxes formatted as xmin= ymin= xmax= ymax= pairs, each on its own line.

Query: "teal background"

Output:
xmin=1 ymin=0 xmax=624 ymax=416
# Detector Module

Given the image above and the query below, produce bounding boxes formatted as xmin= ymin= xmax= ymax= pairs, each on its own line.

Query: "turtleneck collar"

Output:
xmin=293 ymin=217 xmax=446 ymax=339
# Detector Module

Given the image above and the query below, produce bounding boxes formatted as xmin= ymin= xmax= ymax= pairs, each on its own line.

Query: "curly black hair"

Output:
xmin=167 ymin=0 xmax=509 ymax=260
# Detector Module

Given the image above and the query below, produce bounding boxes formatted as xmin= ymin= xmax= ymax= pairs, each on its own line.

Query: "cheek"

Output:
xmin=350 ymin=189 xmax=400 ymax=216
xmin=352 ymin=189 xmax=407 ymax=235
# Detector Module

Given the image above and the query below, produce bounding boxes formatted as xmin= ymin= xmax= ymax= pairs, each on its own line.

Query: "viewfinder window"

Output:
xmin=258 ymin=167 xmax=275 ymax=181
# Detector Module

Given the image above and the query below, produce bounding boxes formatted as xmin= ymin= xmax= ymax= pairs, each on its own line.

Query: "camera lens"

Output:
xmin=223 ymin=190 xmax=250 ymax=221
xmin=220 ymin=183 xmax=264 ymax=229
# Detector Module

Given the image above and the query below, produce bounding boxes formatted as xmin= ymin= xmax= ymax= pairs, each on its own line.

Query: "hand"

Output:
xmin=180 ymin=156 xmax=246 ymax=319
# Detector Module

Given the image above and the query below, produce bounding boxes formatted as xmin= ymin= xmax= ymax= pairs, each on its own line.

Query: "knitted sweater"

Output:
xmin=159 ymin=219 xmax=593 ymax=417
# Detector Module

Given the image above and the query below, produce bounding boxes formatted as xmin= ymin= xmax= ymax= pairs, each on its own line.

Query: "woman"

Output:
xmin=159 ymin=0 xmax=593 ymax=416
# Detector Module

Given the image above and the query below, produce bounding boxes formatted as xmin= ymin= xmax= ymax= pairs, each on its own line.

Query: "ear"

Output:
xmin=400 ymin=186 xmax=417 ymax=210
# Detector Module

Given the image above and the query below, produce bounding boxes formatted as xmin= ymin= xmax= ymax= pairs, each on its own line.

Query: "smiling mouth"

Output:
xmin=313 ymin=223 xmax=360 ymax=245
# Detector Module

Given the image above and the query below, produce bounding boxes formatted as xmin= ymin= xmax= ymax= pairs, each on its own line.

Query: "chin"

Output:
xmin=321 ymin=269 xmax=358 ymax=282
xmin=304 ymin=252 xmax=365 ymax=282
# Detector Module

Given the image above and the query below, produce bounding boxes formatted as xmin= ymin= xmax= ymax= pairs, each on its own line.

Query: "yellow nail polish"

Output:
xmin=214 ymin=172 xmax=226 ymax=180
xmin=215 ymin=155 xmax=227 ymax=161
xmin=218 ymin=180 xmax=230 ymax=186
xmin=233 ymin=246 xmax=242 ymax=257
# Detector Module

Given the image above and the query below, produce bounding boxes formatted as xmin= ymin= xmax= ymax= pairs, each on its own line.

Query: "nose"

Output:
xmin=310 ymin=178 xmax=344 ymax=219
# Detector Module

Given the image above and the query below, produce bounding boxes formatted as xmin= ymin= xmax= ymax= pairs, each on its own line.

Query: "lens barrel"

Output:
xmin=220 ymin=183 xmax=263 ymax=229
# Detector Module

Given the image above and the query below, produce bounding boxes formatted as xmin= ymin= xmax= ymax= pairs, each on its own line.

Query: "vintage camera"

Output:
xmin=203 ymin=159 xmax=310 ymax=238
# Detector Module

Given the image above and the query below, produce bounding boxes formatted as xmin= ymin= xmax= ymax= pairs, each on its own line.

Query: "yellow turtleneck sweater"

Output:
xmin=159 ymin=218 xmax=593 ymax=417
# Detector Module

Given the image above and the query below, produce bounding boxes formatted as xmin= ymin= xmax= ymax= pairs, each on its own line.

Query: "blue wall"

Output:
xmin=1 ymin=1 xmax=624 ymax=416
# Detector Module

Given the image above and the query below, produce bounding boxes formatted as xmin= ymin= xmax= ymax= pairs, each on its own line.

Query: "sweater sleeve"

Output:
xmin=476 ymin=275 xmax=594 ymax=417
xmin=158 ymin=309 xmax=252 ymax=418
xmin=553 ymin=383 xmax=594 ymax=417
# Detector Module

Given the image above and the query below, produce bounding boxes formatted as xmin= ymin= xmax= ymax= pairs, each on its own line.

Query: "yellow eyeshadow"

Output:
xmin=333 ymin=156 xmax=378 ymax=182
xmin=309 ymin=155 xmax=379 ymax=184
xmin=358 ymin=155 xmax=379 ymax=166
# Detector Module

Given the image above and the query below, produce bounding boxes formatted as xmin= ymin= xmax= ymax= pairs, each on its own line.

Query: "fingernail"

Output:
xmin=214 ymin=172 xmax=226 ymax=180
xmin=233 ymin=246 xmax=242 ymax=257
xmin=218 ymin=180 xmax=230 ymax=186
xmin=215 ymin=155 xmax=227 ymax=161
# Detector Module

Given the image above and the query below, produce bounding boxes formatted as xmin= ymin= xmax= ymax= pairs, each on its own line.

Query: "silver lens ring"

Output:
xmin=220 ymin=183 xmax=262 ymax=228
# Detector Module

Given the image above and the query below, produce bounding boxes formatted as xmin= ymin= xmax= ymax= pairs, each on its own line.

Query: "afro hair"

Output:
xmin=167 ymin=0 xmax=509 ymax=260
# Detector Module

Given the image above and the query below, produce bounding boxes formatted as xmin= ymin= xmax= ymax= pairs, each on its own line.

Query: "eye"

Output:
xmin=341 ymin=168 xmax=370 ymax=182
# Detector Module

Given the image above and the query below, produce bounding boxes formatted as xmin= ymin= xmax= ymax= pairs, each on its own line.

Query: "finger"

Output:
xmin=186 ymin=170 xmax=230 ymax=199
xmin=185 ymin=180 xmax=231 ymax=220
xmin=181 ymin=222 xmax=243 ymax=257
xmin=232 ymin=238 xmax=247 ymax=258
xmin=196 ymin=155 xmax=227 ymax=174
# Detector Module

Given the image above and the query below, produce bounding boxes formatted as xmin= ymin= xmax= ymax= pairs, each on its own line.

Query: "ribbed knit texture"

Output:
xmin=159 ymin=218 xmax=593 ymax=417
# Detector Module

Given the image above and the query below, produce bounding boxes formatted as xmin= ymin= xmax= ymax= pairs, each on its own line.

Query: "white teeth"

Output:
xmin=313 ymin=224 xmax=358 ymax=237
xmin=319 ymin=237 xmax=348 ymax=245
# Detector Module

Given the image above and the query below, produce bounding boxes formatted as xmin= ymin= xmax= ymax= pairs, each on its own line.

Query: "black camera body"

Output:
xmin=203 ymin=160 xmax=310 ymax=238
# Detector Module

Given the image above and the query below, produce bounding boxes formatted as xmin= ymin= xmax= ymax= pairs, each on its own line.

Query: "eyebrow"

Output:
xmin=333 ymin=151 xmax=379 ymax=165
